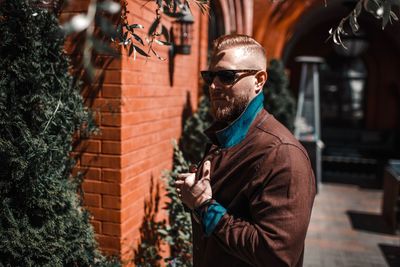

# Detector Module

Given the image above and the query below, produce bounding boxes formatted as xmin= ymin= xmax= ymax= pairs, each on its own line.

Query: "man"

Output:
xmin=175 ymin=34 xmax=315 ymax=267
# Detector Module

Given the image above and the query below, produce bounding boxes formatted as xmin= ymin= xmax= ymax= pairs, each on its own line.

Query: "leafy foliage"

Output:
xmin=118 ymin=0 xmax=208 ymax=61
xmin=136 ymin=93 xmax=210 ymax=267
xmin=160 ymin=93 xmax=215 ymax=266
xmin=180 ymin=96 xmax=213 ymax=164
xmin=62 ymin=0 xmax=209 ymax=78
xmin=62 ymin=0 xmax=121 ymax=80
xmin=133 ymin=177 xmax=166 ymax=267
xmin=161 ymin=143 xmax=193 ymax=267
xmin=152 ymin=96 xmax=212 ymax=267
xmin=63 ymin=0 xmax=399 ymax=77
xmin=328 ymin=0 xmax=400 ymax=47
xmin=263 ymin=59 xmax=296 ymax=132
xmin=135 ymin=141 xmax=194 ymax=267
xmin=0 ymin=1 xmax=117 ymax=266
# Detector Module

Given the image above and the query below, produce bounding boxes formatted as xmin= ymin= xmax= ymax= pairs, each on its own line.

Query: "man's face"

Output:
xmin=207 ymin=47 xmax=263 ymax=122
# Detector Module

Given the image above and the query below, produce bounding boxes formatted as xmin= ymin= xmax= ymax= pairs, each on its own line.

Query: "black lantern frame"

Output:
xmin=172 ymin=3 xmax=194 ymax=55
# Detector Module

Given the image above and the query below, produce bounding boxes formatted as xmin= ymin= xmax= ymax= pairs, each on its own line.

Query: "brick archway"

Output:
xmin=253 ymin=0 xmax=322 ymax=59
xmin=253 ymin=0 xmax=400 ymax=130
xmin=213 ymin=0 xmax=254 ymax=35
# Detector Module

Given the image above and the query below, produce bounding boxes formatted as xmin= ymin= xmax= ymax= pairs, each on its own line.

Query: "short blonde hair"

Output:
xmin=212 ymin=34 xmax=267 ymax=65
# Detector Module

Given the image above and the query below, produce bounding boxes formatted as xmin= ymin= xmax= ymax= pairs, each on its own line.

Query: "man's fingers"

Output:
xmin=176 ymin=173 xmax=191 ymax=181
xmin=175 ymin=173 xmax=196 ymax=190
xmin=201 ymin=160 xmax=211 ymax=180
xmin=175 ymin=180 xmax=184 ymax=186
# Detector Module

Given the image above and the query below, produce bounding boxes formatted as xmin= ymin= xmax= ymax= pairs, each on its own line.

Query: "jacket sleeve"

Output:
xmin=211 ymin=143 xmax=316 ymax=267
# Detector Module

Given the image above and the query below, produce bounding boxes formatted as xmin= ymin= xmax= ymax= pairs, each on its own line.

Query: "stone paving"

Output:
xmin=304 ymin=183 xmax=400 ymax=267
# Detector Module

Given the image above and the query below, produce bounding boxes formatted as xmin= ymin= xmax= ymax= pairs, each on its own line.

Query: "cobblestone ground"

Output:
xmin=304 ymin=183 xmax=400 ymax=267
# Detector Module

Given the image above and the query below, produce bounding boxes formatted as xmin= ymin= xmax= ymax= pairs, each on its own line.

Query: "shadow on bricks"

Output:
xmin=133 ymin=175 xmax=166 ymax=267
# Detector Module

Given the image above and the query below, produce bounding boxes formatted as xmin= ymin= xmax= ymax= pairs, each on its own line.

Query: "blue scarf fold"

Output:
xmin=215 ymin=93 xmax=264 ymax=148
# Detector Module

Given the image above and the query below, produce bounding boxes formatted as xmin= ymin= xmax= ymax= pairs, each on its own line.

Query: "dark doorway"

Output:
xmin=283 ymin=1 xmax=400 ymax=184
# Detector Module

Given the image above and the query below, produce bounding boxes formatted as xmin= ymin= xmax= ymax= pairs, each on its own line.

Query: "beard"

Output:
xmin=210 ymin=93 xmax=251 ymax=123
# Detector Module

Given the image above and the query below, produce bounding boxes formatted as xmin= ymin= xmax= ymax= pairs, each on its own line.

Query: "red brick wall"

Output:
xmin=62 ymin=0 xmax=208 ymax=262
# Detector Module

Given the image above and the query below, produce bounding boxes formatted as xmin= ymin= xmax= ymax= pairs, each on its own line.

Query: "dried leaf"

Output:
xmin=161 ymin=25 xmax=170 ymax=42
xmin=116 ymin=23 xmax=124 ymax=41
xmin=349 ymin=11 xmax=360 ymax=33
xmin=148 ymin=18 xmax=160 ymax=36
xmin=154 ymin=39 xmax=172 ymax=46
xmin=150 ymin=47 xmax=166 ymax=60
xmin=129 ymin=43 xmax=134 ymax=56
xmin=134 ymin=45 xmax=150 ymax=57
xmin=382 ymin=2 xmax=392 ymax=29
xmin=364 ymin=0 xmax=380 ymax=15
xmin=390 ymin=10 xmax=399 ymax=21
xmin=355 ymin=0 xmax=362 ymax=16
xmin=133 ymin=33 xmax=144 ymax=46
xmin=128 ymin=24 xmax=144 ymax=30
xmin=333 ymin=30 xmax=342 ymax=46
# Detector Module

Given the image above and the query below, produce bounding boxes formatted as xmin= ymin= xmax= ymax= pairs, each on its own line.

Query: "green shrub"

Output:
xmin=263 ymin=59 xmax=296 ymax=132
xmin=0 ymin=1 xmax=116 ymax=266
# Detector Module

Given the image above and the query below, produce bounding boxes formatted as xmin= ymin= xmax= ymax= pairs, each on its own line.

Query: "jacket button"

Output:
xmin=214 ymin=149 xmax=221 ymax=155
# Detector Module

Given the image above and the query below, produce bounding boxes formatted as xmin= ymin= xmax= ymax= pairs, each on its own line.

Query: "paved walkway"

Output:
xmin=304 ymin=183 xmax=400 ymax=267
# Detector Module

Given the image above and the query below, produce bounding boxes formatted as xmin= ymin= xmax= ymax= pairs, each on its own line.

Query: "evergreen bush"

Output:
xmin=263 ymin=59 xmax=296 ymax=132
xmin=159 ymin=95 xmax=214 ymax=266
xmin=133 ymin=177 xmax=165 ymax=267
xmin=180 ymin=95 xmax=213 ymax=164
xmin=0 ymin=1 xmax=116 ymax=266
xmin=161 ymin=142 xmax=193 ymax=267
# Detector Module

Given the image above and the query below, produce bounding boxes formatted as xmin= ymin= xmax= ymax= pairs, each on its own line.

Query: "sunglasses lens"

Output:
xmin=218 ymin=71 xmax=236 ymax=84
xmin=201 ymin=71 xmax=214 ymax=85
xmin=201 ymin=70 xmax=238 ymax=85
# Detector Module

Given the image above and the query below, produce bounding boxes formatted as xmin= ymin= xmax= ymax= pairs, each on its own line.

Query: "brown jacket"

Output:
xmin=192 ymin=109 xmax=316 ymax=267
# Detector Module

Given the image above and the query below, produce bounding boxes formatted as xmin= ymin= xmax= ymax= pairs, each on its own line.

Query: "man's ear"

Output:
xmin=254 ymin=71 xmax=267 ymax=94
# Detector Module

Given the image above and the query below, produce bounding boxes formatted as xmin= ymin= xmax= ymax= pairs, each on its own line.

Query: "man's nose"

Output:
xmin=209 ymin=76 xmax=222 ymax=90
xmin=209 ymin=79 xmax=217 ymax=90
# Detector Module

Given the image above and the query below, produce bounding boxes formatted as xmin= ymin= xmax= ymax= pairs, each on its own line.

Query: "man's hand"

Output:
xmin=175 ymin=160 xmax=212 ymax=210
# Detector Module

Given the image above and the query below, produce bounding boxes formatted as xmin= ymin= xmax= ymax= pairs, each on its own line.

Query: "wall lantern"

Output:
xmin=168 ymin=3 xmax=194 ymax=86
xmin=172 ymin=3 xmax=194 ymax=55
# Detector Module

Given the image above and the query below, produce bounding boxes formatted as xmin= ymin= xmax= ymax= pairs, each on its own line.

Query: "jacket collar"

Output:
xmin=205 ymin=93 xmax=264 ymax=148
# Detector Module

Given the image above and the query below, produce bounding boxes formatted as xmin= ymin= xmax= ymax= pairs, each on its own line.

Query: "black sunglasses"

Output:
xmin=201 ymin=69 xmax=261 ymax=86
